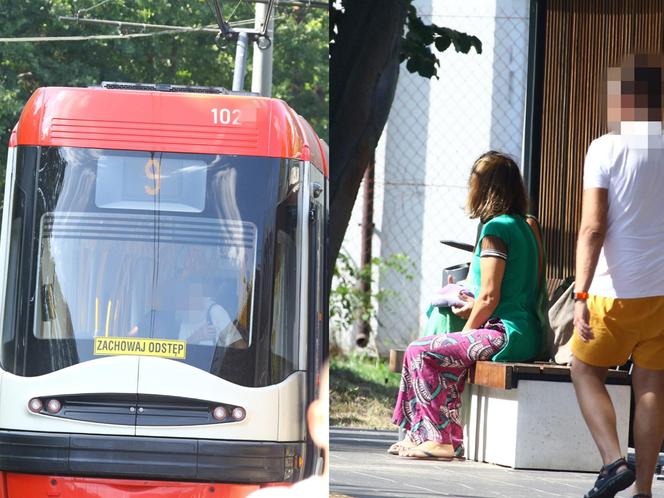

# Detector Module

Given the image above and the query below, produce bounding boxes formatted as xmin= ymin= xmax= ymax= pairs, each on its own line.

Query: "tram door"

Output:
xmin=304 ymin=165 xmax=326 ymax=475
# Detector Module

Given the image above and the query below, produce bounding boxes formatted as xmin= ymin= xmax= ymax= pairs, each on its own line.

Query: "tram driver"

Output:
xmin=127 ymin=285 xmax=179 ymax=340
xmin=128 ymin=280 xmax=247 ymax=349
xmin=180 ymin=281 xmax=247 ymax=349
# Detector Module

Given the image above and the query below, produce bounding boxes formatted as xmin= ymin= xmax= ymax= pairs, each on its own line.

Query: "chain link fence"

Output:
xmin=334 ymin=0 xmax=531 ymax=356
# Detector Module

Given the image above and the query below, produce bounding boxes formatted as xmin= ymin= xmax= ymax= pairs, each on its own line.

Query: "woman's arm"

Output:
xmin=573 ymin=188 xmax=608 ymax=341
xmin=462 ymin=236 xmax=506 ymax=331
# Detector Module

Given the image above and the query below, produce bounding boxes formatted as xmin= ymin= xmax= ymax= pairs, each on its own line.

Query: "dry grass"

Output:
xmin=330 ymin=355 xmax=401 ymax=430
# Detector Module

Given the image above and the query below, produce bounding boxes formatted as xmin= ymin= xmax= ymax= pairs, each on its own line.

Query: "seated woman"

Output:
xmin=389 ymin=151 xmax=544 ymax=460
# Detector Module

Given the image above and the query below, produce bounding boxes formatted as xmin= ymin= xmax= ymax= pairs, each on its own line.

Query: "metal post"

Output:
xmin=251 ymin=2 xmax=275 ymax=96
xmin=232 ymin=32 xmax=249 ymax=91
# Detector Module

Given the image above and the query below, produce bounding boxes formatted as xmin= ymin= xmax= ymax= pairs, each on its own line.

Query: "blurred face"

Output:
xmin=188 ymin=283 xmax=208 ymax=309
xmin=151 ymin=286 xmax=176 ymax=310
xmin=607 ymin=56 xmax=663 ymax=128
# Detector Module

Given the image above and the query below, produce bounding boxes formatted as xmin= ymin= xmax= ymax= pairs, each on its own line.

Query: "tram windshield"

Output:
xmin=2 ymin=147 xmax=301 ymax=387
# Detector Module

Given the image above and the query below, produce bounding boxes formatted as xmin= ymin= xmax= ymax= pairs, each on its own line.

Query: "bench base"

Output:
xmin=462 ymin=380 xmax=631 ymax=471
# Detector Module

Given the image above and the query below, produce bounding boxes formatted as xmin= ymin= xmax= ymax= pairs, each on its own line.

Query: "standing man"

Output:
xmin=572 ymin=53 xmax=664 ymax=498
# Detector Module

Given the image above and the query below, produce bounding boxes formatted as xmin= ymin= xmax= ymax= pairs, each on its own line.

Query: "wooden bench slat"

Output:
xmin=388 ymin=349 xmax=631 ymax=388
xmin=470 ymin=361 xmax=513 ymax=389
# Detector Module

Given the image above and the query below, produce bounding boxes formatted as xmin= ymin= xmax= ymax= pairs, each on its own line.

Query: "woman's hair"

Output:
xmin=466 ymin=151 xmax=528 ymax=222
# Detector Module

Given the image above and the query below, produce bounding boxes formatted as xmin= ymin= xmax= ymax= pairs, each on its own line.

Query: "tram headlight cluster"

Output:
xmin=28 ymin=397 xmax=62 ymax=414
xmin=211 ymin=405 xmax=246 ymax=422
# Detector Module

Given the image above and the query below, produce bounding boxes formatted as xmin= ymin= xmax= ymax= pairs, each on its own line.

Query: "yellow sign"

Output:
xmin=94 ymin=337 xmax=186 ymax=359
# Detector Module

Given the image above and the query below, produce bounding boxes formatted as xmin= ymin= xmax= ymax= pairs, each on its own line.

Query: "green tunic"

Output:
xmin=469 ymin=214 xmax=542 ymax=362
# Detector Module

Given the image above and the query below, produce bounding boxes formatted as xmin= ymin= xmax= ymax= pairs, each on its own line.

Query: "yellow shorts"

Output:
xmin=571 ymin=294 xmax=664 ymax=370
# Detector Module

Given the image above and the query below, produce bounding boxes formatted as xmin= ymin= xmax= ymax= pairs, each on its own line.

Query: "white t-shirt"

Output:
xmin=584 ymin=123 xmax=664 ymax=298
xmin=178 ymin=297 xmax=243 ymax=346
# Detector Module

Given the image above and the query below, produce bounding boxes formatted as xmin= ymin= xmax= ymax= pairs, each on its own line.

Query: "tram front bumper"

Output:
xmin=0 ymin=429 xmax=305 ymax=483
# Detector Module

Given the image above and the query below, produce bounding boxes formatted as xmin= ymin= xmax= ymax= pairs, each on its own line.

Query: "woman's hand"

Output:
xmin=573 ymin=300 xmax=594 ymax=342
xmin=451 ymin=292 xmax=474 ymax=319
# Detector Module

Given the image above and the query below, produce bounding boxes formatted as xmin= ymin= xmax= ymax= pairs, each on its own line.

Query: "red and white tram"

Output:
xmin=0 ymin=82 xmax=328 ymax=497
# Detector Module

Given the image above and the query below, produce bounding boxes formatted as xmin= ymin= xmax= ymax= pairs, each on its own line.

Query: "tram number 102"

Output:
xmin=211 ymin=108 xmax=241 ymax=125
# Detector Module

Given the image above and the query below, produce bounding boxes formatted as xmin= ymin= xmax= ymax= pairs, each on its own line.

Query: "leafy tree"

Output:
xmin=0 ymin=0 xmax=328 ymax=181
xmin=330 ymin=251 xmax=413 ymax=342
xmin=329 ymin=0 xmax=481 ymax=284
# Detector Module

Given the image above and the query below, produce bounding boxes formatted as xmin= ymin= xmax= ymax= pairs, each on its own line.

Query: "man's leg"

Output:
xmin=571 ymin=357 xmax=624 ymax=465
xmin=631 ymin=364 xmax=664 ymax=496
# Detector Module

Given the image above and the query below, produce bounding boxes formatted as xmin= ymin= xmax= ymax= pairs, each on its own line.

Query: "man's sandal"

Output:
xmin=632 ymin=494 xmax=651 ymax=497
xmin=584 ymin=457 xmax=635 ymax=498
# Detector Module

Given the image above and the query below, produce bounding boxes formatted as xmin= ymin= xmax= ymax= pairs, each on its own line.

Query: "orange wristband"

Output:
xmin=574 ymin=291 xmax=589 ymax=301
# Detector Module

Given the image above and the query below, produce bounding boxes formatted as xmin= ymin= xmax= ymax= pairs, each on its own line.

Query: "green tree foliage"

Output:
xmin=330 ymin=251 xmax=414 ymax=337
xmin=0 ymin=0 xmax=328 ymax=177
xmin=328 ymin=0 xmax=481 ymax=277
xmin=400 ymin=3 xmax=482 ymax=79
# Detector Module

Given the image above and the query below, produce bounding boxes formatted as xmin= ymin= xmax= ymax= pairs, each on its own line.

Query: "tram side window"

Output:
xmin=309 ymin=187 xmax=325 ymax=380
xmin=1 ymin=190 xmax=25 ymax=360
xmin=270 ymin=182 xmax=299 ymax=382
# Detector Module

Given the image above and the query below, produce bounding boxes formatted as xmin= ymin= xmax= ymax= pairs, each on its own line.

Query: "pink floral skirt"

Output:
xmin=392 ymin=319 xmax=506 ymax=453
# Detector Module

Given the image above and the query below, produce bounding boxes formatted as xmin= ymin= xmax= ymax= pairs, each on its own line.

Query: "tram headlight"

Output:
xmin=28 ymin=398 xmax=43 ymax=413
xmin=46 ymin=399 xmax=62 ymax=414
xmin=231 ymin=407 xmax=246 ymax=421
xmin=212 ymin=406 xmax=227 ymax=421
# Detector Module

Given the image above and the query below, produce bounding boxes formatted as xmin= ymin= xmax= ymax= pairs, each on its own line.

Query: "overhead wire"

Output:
xmin=246 ymin=0 xmax=326 ymax=6
xmin=212 ymin=0 xmax=225 ymax=26
xmin=226 ymin=0 xmax=247 ymax=22
xmin=206 ymin=0 xmax=229 ymax=35
xmin=3 ymin=10 xmax=263 ymax=44
xmin=0 ymin=29 xmax=196 ymax=43
xmin=1 ymin=0 xmax=320 ymax=44
xmin=76 ymin=0 xmax=118 ymax=17
xmin=58 ymin=16 xmax=267 ymax=32
xmin=59 ymin=16 xmax=220 ymax=33
xmin=260 ymin=0 xmax=277 ymax=36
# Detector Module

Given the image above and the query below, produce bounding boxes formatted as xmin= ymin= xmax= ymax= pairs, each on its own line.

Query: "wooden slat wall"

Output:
xmin=538 ymin=0 xmax=664 ymax=280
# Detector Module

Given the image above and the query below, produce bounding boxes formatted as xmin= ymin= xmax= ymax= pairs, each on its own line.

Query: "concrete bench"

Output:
xmin=464 ymin=361 xmax=630 ymax=471
xmin=388 ymin=350 xmax=631 ymax=471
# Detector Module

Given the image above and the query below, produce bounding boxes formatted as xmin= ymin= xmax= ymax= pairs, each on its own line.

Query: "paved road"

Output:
xmin=330 ymin=428 xmax=664 ymax=498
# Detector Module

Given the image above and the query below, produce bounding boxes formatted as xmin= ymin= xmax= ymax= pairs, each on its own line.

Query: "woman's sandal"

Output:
xmin=583 ymin=457 xmax=635 ymax=498
xmin=386 ymin=436 xmax=417 ymax=455
xmin=398 ymin=441 xmax=464 ymax=461
xmin=632 ymin=494 xmax=651 ymax=498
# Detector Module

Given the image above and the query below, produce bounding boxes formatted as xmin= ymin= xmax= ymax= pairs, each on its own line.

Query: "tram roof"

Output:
xmin=14 ymin=85 xmax=327 ymax=175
